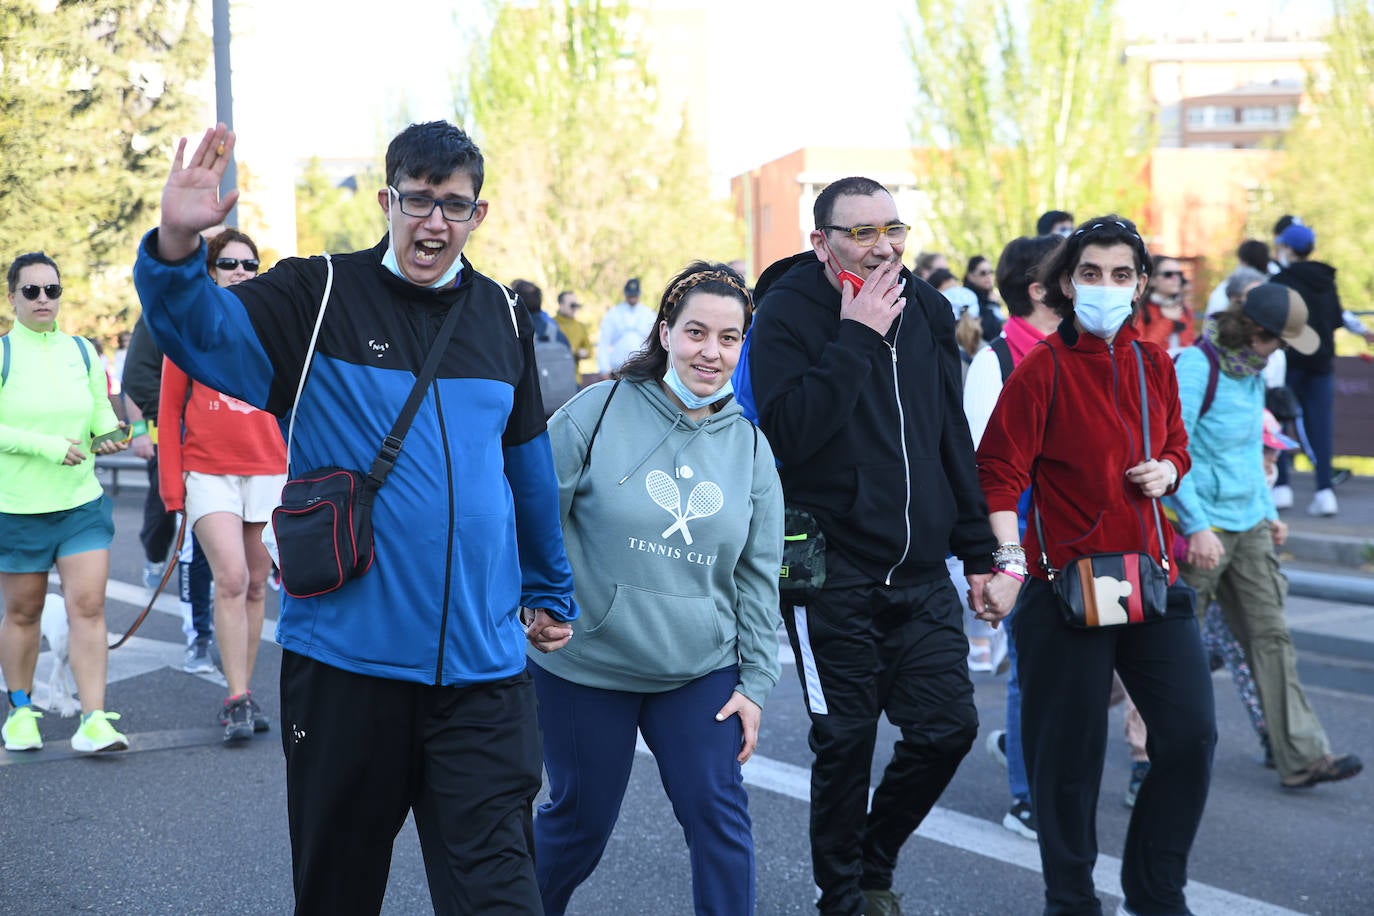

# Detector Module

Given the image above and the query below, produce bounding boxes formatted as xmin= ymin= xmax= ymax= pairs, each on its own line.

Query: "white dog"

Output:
xmin=39 ymin=593 xmax=81 ymax=718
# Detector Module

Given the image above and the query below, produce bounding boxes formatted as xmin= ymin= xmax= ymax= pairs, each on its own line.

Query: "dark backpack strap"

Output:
xmin=580 ymin=378 xmax=622 ymax=475
xmin=1 ymin=335 xmax=9 ymax=387
xmin=360 ymin=295 xmax=468 ymax=503
xmin=989 ymin=336 xmax=1014 ymax=384
xmin=73 ymin=336 xmax=93 ymax=374
xmin=1195 ymin=339 xmax=1220 ymax=420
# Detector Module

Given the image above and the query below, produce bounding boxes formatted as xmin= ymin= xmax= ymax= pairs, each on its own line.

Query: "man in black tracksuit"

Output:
xmin=749 ymin=177 xmax=997 ymax=916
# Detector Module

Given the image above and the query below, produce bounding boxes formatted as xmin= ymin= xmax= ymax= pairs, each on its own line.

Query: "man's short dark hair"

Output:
xmin=511 ymin=279 xmax=543 ymax=314
xmin=557 ymin=290 xmax=575 ymax=307
xmin=813 ymin=177 xmax=890 ymax=229
xmin=1237 ymin=239 xmax=1269 ymax=274
xmin=1272 ymin=214 xmax=1296 ymax=237
xmin=7 ymin=251 xmax=59 ymax=292
xmin=926 ymin=267 xmax=956 ymax=289
xmin=385 ymin=121 xmax=485 ymax=195
xmin=996 ymin=235 xmax=1064 ymax=318
xmin=1036 ymin=210 xmax=1074 ymax=236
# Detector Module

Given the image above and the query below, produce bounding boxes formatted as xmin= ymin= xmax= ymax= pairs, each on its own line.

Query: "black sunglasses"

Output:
xmin=215 ymin=257 xmax=260 ymax=273
xmin=19 ymin=284 xmax=62 ymax=300
xmin=1158 ymin=270 xmax=1184 ymax=279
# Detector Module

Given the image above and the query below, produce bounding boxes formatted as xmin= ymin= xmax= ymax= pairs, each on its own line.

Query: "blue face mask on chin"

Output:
xmin=1072 ymin=281 xmax=1135 ymax=338
xmin=381 ymin=208 xmax=463 ymax=289
xmin=662 ymin=360 xmax=733 ymax=411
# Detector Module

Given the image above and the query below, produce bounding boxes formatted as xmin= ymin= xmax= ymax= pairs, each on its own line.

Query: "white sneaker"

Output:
xmin=1271 ymin=484 xmax=1293 ymax=510
xmin=1308 ymin=488 xmax=1338 ymax=517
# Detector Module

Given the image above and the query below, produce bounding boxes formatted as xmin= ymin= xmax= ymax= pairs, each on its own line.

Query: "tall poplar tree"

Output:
xmin=0 ymin=0 xmax=207 ymax=337
xmin=462 ymin=0 xmax=738 ymax=318
xmin=905 ymin=0 xmax=1153 ymax=262
xmin=1272 ymin=0 xmax=1374 ymax=313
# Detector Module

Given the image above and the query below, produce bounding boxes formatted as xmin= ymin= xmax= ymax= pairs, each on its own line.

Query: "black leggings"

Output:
xmin=1015 ymin=579 xmax=1216 ymax=916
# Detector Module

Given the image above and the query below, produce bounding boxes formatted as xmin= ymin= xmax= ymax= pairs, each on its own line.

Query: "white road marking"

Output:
xmin=632 ymin=738 xmax=1307 ymax=916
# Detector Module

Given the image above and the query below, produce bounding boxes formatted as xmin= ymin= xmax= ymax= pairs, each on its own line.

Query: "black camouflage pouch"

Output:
xmin=779 ymin=506 xmax=826 ymax=603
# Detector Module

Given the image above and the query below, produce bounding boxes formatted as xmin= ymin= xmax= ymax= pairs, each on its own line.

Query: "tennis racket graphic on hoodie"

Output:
xmin=645 ymin=470 xmax=724 ymax=546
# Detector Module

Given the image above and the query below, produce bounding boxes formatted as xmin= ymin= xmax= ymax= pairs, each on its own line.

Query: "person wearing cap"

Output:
xmin=1270 ymin=221 xmax=1349 ymax=516
xmin=1167 ymin=286 xmax=1362 ymax=790
xmin=554 ymin=290 xmax=594 ymax=383
xmin=597 ymin=277 xmax=656 ymax=376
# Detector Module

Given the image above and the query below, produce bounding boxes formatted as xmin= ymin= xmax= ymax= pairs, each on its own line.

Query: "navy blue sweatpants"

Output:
xmin=530 ymin=663 xmax=755 ymax=916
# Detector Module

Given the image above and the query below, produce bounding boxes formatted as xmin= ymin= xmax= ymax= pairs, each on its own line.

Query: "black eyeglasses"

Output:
xmin=215 ymin=258 xmax=260 ymax=273
xmin=19 ymin=284 xmax=62 ymax=301
xmin=1157 ymin=270 xmax=1183 ymax=279
xmin=390 ymin=186 xmax=481 ymax=223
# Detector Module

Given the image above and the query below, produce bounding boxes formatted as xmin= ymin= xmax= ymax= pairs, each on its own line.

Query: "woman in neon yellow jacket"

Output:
xmin=0 ymin=252 xmax=131 ymax=754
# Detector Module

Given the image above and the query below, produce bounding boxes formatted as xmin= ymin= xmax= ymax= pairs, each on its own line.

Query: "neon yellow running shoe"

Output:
xmin=3 ymin=706 xmax=44 ymax=751
xmin=70 ymin=710 xmax=128 ymax=753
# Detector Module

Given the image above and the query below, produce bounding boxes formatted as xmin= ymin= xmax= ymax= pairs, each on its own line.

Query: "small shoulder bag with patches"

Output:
xmin=270 ymin=255 xmax=466 ymax=598
xmin=1031 ymin=341 xmax=1170 ymax=628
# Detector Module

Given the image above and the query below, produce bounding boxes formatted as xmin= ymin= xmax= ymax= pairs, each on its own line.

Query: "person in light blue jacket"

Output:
xmin=1169 ymin=286 xmax=1361 ymax=789
xmin=530 ymin=261 xmax=783 ymax=916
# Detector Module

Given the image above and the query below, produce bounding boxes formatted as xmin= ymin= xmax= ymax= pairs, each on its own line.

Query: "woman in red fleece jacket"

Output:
xmin=974 ymin=217 xmax=1216 ymax=916
xmin=159 ymin=229 xmax=285 ymax=744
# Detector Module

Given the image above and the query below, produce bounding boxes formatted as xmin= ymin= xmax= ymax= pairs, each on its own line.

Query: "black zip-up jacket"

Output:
xmin=748 ymin=252 xmax=996 ymax=587
xmin=121 ymin=318 xmax=165 ymax=421
xmin=1271 ymin=259 xmax=1343 ymax=374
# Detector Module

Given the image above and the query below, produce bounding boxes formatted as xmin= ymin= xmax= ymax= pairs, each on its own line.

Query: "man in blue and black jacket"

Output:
xmin=134 ymin=121 xmax=577 ymax=915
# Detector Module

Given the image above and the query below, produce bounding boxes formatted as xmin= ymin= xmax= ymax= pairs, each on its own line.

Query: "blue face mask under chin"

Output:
xmin=1072 ymin=281 xmax=1135 ymax=338
xmin=381 ymin=208 xmax=463 ymax=289
xmin=662 ymin=360 xmax=733 ymax=411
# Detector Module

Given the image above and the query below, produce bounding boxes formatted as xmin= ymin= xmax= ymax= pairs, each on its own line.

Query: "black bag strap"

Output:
xmin=1132 ymin=341 xmax=1171 ymax=571
xmin=580 ymin=378 xmax=622 ymax=474
xmin=360 ymin=289 xmax=469 ymax=503
xmin=1031 ymin=340 xmax=1170 ymax=575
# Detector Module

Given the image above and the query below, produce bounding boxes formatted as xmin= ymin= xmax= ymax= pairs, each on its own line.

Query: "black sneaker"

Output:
xmin=1332 ymin=468 xmax=1352 ymax=487
xmin=1002 ymin=800 xmax=1037 ymax=840
xmin=221 ymin=695 xmax=253 ymax=744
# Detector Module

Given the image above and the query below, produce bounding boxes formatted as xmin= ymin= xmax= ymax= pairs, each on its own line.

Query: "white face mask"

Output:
xmin=1265 ymin=463 xmax=1280 ymax=489
xmin=1072 ymin=282 xmax=1135 ymax=338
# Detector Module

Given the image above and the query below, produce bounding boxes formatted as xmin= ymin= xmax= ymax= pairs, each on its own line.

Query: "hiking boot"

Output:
xmin=3 ymin=706 xmax=44 ymax=751
xmin=1282 ymin=753 xmax=1363 ymax=789
xmin=862 ymin=888 xmax=903 ymax=916
xmin=71 ymin=711 xmax=128 ymax=753
xmin=221 ymin=694 xmax=254 ymax=744
xmin=183 ymin=640 xmax=217 ymax=674
xmin=986 ymin=729 xmax=1007 ymax=769
xmin=1124 ymin=761 xmax=1150 ymax=808
xmin=1002 ymin=800 xmax=1037 ymax=840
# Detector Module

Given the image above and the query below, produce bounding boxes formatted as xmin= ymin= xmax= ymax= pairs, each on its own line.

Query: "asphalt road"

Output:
xmin=2 ymin=487 xmax=1371 ymax=915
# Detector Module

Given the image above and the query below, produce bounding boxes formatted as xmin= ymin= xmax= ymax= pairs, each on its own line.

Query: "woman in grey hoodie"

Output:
xmin=529 ymin=262 xmax=783 ymax=916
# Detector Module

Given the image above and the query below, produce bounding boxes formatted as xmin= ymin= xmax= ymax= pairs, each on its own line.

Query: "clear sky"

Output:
xmin=225 ymin=0 xmax=1325 ymax=188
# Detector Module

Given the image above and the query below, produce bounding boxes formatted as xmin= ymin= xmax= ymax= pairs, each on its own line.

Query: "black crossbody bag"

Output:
xmin=271 ymin=256 xmax=470 ymax=598
xmin=1032 ymin=340 xmax=1170 ymax=628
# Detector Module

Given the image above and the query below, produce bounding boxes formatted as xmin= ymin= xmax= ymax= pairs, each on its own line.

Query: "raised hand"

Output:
xmin=158 ymin=124 xmax=241 ymax=261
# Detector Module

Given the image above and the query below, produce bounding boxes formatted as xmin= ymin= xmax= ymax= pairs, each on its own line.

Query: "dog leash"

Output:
xmin=109 ymin=514 xmax=187 ymax=650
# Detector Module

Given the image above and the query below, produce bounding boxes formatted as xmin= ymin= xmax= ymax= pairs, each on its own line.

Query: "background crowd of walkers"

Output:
xmin=2 ymin=117 xmax=1368 ymax=916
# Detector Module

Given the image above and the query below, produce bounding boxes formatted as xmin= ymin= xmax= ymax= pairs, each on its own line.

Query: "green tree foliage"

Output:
xmin=905 ymin=0 xmax=1153 ymax=263
xmin=461 ymin=0 xmax=738 ymax=318
xmin=0 ymin=0 xmax=207 ymax=338
xmin=1272 ymin=0 xmax=1374 ymax=313
xmin=294 ymin=158 xmax=386 ymax=256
